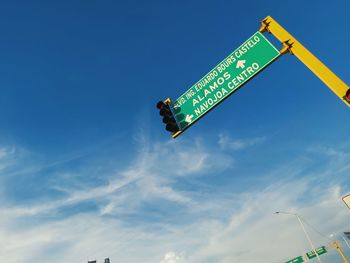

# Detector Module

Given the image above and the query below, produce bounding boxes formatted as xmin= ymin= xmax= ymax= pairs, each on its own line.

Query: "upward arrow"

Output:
xmin=236 ymin=60 xmax=246 ymax=69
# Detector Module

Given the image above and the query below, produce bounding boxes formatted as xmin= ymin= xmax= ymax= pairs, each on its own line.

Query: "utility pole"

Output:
xmin=332 ymin=241 xmax=349 ymax=263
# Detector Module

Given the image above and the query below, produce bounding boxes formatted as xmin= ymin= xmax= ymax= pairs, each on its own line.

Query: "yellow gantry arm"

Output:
xmin=260 ymin=16 xmax=350 ymax=107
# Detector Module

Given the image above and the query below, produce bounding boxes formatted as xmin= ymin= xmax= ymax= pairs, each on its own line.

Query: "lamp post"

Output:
xmin=275 ymin=211 xmax=323 ymax=263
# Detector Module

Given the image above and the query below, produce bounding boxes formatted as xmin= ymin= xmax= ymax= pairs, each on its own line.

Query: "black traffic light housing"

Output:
xmin=156 ymin=99 xmax=180 ymax=134
xmin=344 ymin=89 xmax=350 ymax=104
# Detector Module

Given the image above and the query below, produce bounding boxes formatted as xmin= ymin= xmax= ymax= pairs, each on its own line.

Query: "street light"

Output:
xmin=275 ymin=211 xmax=323 ymax=263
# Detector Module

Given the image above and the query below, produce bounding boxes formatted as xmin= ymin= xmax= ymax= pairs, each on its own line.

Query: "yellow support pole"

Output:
xmin=332 ymin=241 xmax=349 ymax=263
xmin=260 ymin=16 xmax=350 ymax=107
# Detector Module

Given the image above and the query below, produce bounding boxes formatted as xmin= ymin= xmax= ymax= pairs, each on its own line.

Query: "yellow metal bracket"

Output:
xmin=260 ymin=16 xmax=350 ymax=107
xmin=172 ymin=130 xmax=182 ymax=139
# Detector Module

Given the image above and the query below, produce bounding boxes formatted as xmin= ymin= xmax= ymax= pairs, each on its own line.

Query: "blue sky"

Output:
xmin=0 ymin=1 xmax=350 ymax=262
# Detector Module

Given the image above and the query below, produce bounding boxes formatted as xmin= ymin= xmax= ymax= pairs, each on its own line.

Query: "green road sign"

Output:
xmin=306 ymin=246 xmax=327 ymax=259
xmin=171 ymin=31 xmax=280 ymax=132
xmin=285 ymin=256 xmax=304 ymax=263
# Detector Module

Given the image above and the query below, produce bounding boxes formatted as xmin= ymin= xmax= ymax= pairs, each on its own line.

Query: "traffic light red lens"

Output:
xmin=156 ymin=101 xmax=165 ymax=109
xmin=345 ymin=90 xmax=350 ymax=102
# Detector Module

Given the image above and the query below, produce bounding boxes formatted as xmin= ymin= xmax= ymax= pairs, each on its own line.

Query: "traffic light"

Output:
xmin=156 ymin=99 xmax=180 ymax=134
xmin=344 ymin=89 xmax=350 ymax=104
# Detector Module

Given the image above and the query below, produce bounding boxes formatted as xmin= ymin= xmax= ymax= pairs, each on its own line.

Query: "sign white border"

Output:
xmin=342 ymin=194 xmax=350 ymax=209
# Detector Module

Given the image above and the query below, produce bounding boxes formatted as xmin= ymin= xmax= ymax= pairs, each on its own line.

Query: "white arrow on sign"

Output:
xmin=185 ymin=114 xmax=194 ymax=123
xmin=236 ymin=60 xmax=246 ymax=69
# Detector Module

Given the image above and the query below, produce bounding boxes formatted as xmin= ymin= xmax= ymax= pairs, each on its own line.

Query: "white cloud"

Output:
xmin=2 ymin=178 xmax=348 ymax=263
xmin=0 ymin=146 xmax=17 ymax=171
xmin=186 ymin=182 xmax=349 ymax=263
xmin=1 ymin=137 xmax=350 ymax=263
xmin=0 ymin=147 xmax=15 ymax=159
xmin=0 ymin=136 xmax=233 ymax=218
xmin=159 ymin=252 xmax=185 ymax=263
xmin=218 ymin=133 xmax=266 ymax=150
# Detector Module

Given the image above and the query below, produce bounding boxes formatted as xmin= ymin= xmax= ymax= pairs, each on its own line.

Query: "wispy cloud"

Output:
xmin=0 ymin=146 xmax=18 ymax=172
xmin=218 ymin=133 xmax=266 ymax=151
xmin=1 ymin=136 xmax=350 ymax=263
xmin=0 ymin=147 xmax=15 ymax=159
xmin=159 ymin=252 xmax=185 ymax=263
xmin=0 ymin=134 xmax=233 ymax=217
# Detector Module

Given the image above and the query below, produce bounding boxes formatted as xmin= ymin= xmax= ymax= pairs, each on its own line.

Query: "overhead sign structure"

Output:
xmin=306 ymin=246 xmax=327 ymax=259
xmin=260 ymin=16 xmax=350 ymax=107
xmin=285 ymin=256 xmax=304 ymax=263
xmin=157 ymin=16 xmax=349 ymax=138
xmin=170 ymin=31 xmax=280 ymax=137
xmin=342 ymin=194 xmax=350 ymax=209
